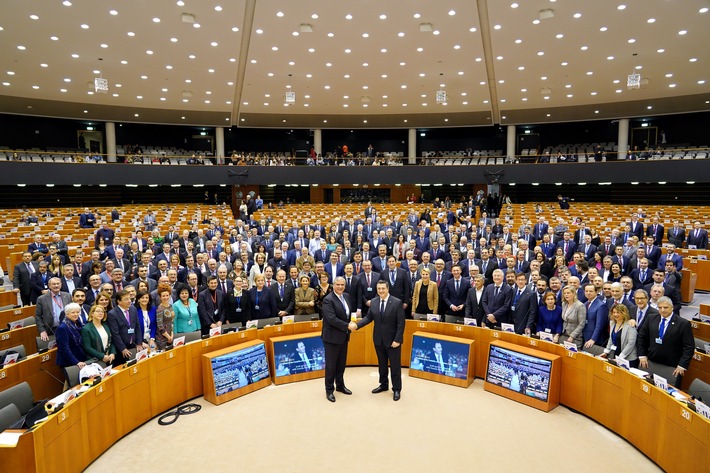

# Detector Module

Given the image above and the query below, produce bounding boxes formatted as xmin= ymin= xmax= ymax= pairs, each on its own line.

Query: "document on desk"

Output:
xmin=629 ymin=367 xmax=649 ymax=378
xmin=0 ymin=431 xmax=22 ymax=447
xmin=696 ymin=400 xmax=710 ymax=420
xmin=281 ymin=315 xmax=294 ymax=324
xmin=501 ymin=323 xmax=515 ymax=333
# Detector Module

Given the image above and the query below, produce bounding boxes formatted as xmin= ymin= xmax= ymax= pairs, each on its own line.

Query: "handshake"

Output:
xmin=348 ymin=322 xmax=358 ymax=332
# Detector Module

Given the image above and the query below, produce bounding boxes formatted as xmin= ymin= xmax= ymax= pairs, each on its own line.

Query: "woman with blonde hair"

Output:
xmin=601 ymin=304 xmax=638 ymax=367
xmin=411 ymin=268 xmax=438 ymax=317
xmin=560 ymin=286 xmax=586 ymax=349
xmin=81 ymin=305 xmax=116 ymax=366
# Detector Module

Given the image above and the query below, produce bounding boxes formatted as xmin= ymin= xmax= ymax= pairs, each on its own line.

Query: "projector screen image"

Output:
xmin=409 ymin=335 xmax=470 ymax=379
xmin=273 ymin=337 xmax=325 ymax=377
xmin=486 ymin=345 xmax=552 ymax=402
xmin=210 ymin=342 xmax=270 ymax=396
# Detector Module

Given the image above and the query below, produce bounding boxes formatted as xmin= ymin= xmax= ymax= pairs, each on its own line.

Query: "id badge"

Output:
xmin=545 ymin=328 xmax=551 ymax=333
xmin=214 ymin=309 xmax=219 ymax=315
xmin=367 ymin=287 xmax=373 ymax=292
xmin=236 ymin=308 xmax=242 ymax=313
xmin=127 ymin=328 xmax=135 ymax=334
xmin=610 ymin=345 xmax=617 ymax=351
xmin=188 ymin=319 xmax=193 ymax=325
xmin=655 ymin=337 xmax=663 ymax=344
xmin=511 ymin=305 xmax=516 ymax=311
xmin=254 ymin=305 xmax=260 ymax=310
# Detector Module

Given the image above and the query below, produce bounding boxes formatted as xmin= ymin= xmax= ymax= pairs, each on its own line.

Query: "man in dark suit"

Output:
xmin=29 ymin=261 xmax=52 ymax=304
xmin=382 ymin=256 xmax=410 ymax=312
xmin=629 ymin=289 xmax=658 ymax=331
xmin=644 ymin=269 xmax=681 ymax=315
xmin=342 ymin=263 xmax=359 ymax=312
xmin=442 ymin=265 xmax=469 ymax=317
xmin=94 ymin=223 xmax=115 ymax=248
xmin=371 ymin=245 xmax=389 ymax=273
xmin=79 ymin=207 xmax=95 ymax=228
xmin=464 ymin=275 xmax=486 ymax=326
xmin=290 ymin=341 xmax=314 ymax=374
xmin=638 ymin=296 xmax=695 ymax=387
xmin=59 ymin=264 xmax=83 ymax=294
xmin=13 ymin=251 xmax=39 ymax=305
xmin=34 ymin=277 xmax=72 ymax=340
xmin=658 ymin=244 xmax=683 ymax=272
xmin=267 ymin=248 xmax=289 ymax=274
xmin=356 ymin=280 xmax=406 ymax=401
xmin=198 ymin=277 xmax=225 ymax=336
xmin=355 ymin=260 xmax=380 ymax=315
xmin=107 ymin=289 xmax=148 ymax=363
xmin=557 ymin=232 xmax=577 ymax=262
xmin=324 ymin=252 xmax=344 ymax=284
xmin=627 ymin=216 xmax=644 ymax=240
xmin=629 ymin=258 xmax=652 ymax=290
xmin=481 ymin=269 xmax=513 ymax=327
xmin=321 ymin=277 xmax=356 ymax=402
xmin=27 ymin=235 xmax=48 ymax=256
xmin=532 ymin=217 xmax=548 ymax=242
xmin=666 ymin=221 xmax=685 ymax=248
xmin=271 ymin=269 xmax=295 ymax=317
xmin=511 ymin=272 xmax=537 ymax=335
xmin=477 ymin=248 xmax=497 ymax=286
xmin=687 ymin=221 xmax=708 ymax=249
xmin=645 ymin=218 xmax=664 ymax=247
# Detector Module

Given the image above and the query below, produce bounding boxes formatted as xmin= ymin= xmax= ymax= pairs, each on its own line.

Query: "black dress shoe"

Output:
xmin=371 ymin=385 xmax=389 ymax=394
xmin=393 ymin=391 xmax=401 ymax=401
xmin=336 ymin=386 xmax=352 ymax=395
xmin=326 ymin=392 xmax=336 ymax=402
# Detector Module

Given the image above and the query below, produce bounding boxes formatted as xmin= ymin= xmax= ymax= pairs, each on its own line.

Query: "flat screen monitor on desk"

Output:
xmin=202 ymin=339 xmax=271 ymax=405
xmin=484 ymin=340 xmax=561 ymax=412
xmin=269 ymin=332 xmax=326 ymax=385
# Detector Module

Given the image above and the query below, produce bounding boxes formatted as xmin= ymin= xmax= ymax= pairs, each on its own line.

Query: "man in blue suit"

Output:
xmin=324 ymin=253 xmax=344 ymax=284
xmin=532 ymin=217 xmax=548 ymax=242
xmin=442 ymin=265 xmax=470 ymax=316
xmin=657 ymin=244 xmax=683 ymax=271
xmin=583 ymin=284 xmax=609 ymax=350
xmin=557 ymin=232 xmax=577 ymax=262
xmin=481 ymin=269 xmax=513 ymax=327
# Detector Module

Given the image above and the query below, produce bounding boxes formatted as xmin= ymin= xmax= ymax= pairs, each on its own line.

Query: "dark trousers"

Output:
xmin=323 ymin=340 xmax=348 ymax=393
xmin=374 ymin=343 xmax=402 ymax=391
xmin=20 ymin=293 xmax=31 ymax=306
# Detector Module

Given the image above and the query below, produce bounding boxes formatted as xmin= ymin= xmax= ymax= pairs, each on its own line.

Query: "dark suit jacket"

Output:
xmin=197 ymin=289 xmax=225 ymax=334
xmin=464 ymin=287 xmax=485 ymax=326
xmin=666 ymin=227 xmax=685 ymax=248
xmin=107 ymin=305 xmax=143 ymax=352
xmin=320 ymin=291 xmax=351 ymax=345
xmin=342 ymin=275 xmax=359 ymax=310
xmin=637 ymin=313 xmax=694 ymax=370
xmin=627 ymin=221 xmax=645 ymax=239
xmin=381 ymin=268 xmax=410 ymax=307
xmin=13 ymin=260 xmax=40 ymax=297
xmin=442 ymin=277 xmax=470 ymax=314
xmin=477 ymin=260 xmax=498 ymax=285
xmin=29 ymin=271 xmax=51 ymax=303
xmin=646 ymin=224 xmax=665 ymax=246
xmin=511 ymin=287 xmax=537 ymax=334
xmin=644 ymin=282 xmax=681 ymax=315
xmin=60 ymin=276 xmax=84 ymax=294
xmin=481 ymin=284 xmax=513 ymax=325
xmin=629 ymin=305 xmax=659 ymax=331
xmin=224 ymin=290 xmax=251 ymax=324
xmin=314 ymin=248 xmax=332 ymax=263
xmin=270 ymin=282 xmax=295 ymax=314
xmin=557 ymin=240 xmax=577 ymax=261
xmin=687 ymin=229 xmax=709 ymax=249
xmin=355 ymin=271 xmax=380 ymax=312
xmin=584 ymin=297 xmax=609 ymax=346
xmin=356 ymin=296 xmax=405 ymax=346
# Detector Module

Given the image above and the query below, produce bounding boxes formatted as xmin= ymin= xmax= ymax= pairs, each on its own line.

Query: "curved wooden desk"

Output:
xmin=1 ymin=320 xmax=707 ymax=473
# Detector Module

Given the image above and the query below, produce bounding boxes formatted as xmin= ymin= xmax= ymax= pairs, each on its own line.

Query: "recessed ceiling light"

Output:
xmin=343 ymin=104 xmax=349 ymax=108
xmin=193 ymin=23 xmax=201 ymax=28
xmin=63 ymin=1 xmax=72 ymax=5
xmin=100 ymin=43 xmax=108 ymax=48
xmin=153 ymin=17 xmax=160 ymax=23
xmin=453 ymin=45 xmax=461 ymax=50
xmin=127 ymin=31 xmax=135 ymax=37
xmin=344 ymin=48 xmax=351 ymax=53
xmin=628 ymin=38 xmax=636 ymax=43
xmin=678 ymin=30 xmax=688 ymax=35
xmin=81 ymin=24 xmax=89 ymax=29
xmin=362 ymin=33 xmax=369 ymax=38
xmin=537 ymin=51 xmax=544 ymax=56
xmin=600 ymin=26 xmax=608 ymax=32
xmin=617 ymin=4 xmax=626 ymax=10
xmin=521 ymin=98 xmax=527 ymax=101
xmin=496 ymin=56 xmax=503 ymax=60
xmin=363 ymin=85 xmax=368 ymax=89
xmin=494 ymin=24 xmax=502 ymax=30
xmin=212 ymin=41 xmax=219 ymax=47
xmin=50 ymin=36 xmax=59 ymax=41
xmin=134 ymin=113 xmax=139 ymax=117
xmin=40 ymin=63 xmax=48 ymax=68
xmin=416 ymin=47 xmax=423 ymax=52
xmin=176 ymin=0 xmax=184 ymax=5
xmin=580 ymin=46 xmax=588 ymax=51
xmin=256 ymin=29 xmax=263 ymax=34
xmin=306 ymin=73 xmax=313 ymax=78
xmin=665 ymin=73 xmax=673 ymax=78
xmin=115 ymin=83 xmax=121 ymax=87
xmin=324 ymin=85 xmax=330 ymax=89
xmin=532 ymin=19 xmax=540 ymax=24
xmin=401 ymin=84 xmax=407 ymax=88
xmin=541 ymin=76 xmax=547 ymax=80
xmin=379 ymin=14 xmax=387 ymax=20
xmin=699 ymin=80 xmax=706 ymax=84
xmin=17 ymin=45 xmax=26 ymax=50
xmin=325 ymin=62 xmax=332 ymax=67
xmin=701 ymin=7 xmax=709 ymax=13
xmin=381 ymin=48 xmax=387 ymax=53
xmin=60 ymin=88 xmax=67 ymax=92
xmin=190 ymin=55 xmax=197 ymax=59
xmin=573 ymin=13 xmax=581 ymax=18
xmin=616 ymin=89 xmax=622 ymax=93
xmin=586 ymin=71 xmax=593 ymax=75
xmin=635 ymin=65 xmax=642 ymax=70
xmin=137 ymin=95 xmax=143 ymax=99
xmin=292 ymin=31 xmax=299 ymax=36
xmin=345 ymin=14 xmax=352 ymax=20
xmin=657 ymin=48 xmax=665 ymax=53
xmin=397 ymin=32 xmax=405 ymax=37
xmin=146 ymin=50 xmax=153 ymax=55
xmin=607 ymin=56 xmax=615 ymax=60
xmin=500 ymin=99 xmax=506 ymax=103
xmin=328 ymin=32 xmax=334 ymax=37
xmin=470 ymin=27 xmax=477 ymax=32
xmin=498 ymin=80 xmax=505 ymax=84
xmin=514 ymin=39 xmax=522 ymax=44
xmin=271 ymin=46 xmax=278 ymax=51
xmin=208 ymin=68 xmax=215 ymax=73
xmin=308 ymin=48 xmax=315 ymax=53
xmin=232 ymin=27 xmax=239 ymax=32
xmin=399 ymin=62 xmax=405 ymax=66
xmin=511 ymin=3 xmax=519 ymax=8
xmin=362 ymin=62 xmax=369 ymax=66
xmin=520 ymin=88 xmax=526 ymax=92
xmin=159 ymin=97 xmax=166 ymax=101
xmin=276 ymin=11 xmax=284 ymax=17
xmin=304 ymin=95 xmax=310 ymax=99
xmin=689 ymin=57 xmax=698 ymax=62
xmin=669 ymin=83 xmax=676 ymax=88
xmin=288 ymin=61 xmax=295 ymax=65
xmin=448 ymin=10 xmax=456 ymax=16
xmin=140 ymin=75 xmax=148 ymax=79
xmin=555 ymin=33 xmax=563 ymax=39
xmin=613 ymin=79 xmax=620 ymax=83
xmin=647 ymin=18 xmax=655 ymax=23
xmin=32 ymin=85 xmax=39 ymax=89
xmin=483 ymin=100 xmax=489 ymax=104
xmin=166 ymin=65 xmax=173 ymax=69
xmin=311 ymin=13 xmax=319 ymax=19
xmin=109 ymin=9 xmax=118 ymax=15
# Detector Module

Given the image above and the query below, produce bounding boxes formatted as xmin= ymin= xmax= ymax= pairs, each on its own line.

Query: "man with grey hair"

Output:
xmin=35 ymin=277 xmax=72 ymax=341
xmin=637 ymin=296 xmax=694 ymax=387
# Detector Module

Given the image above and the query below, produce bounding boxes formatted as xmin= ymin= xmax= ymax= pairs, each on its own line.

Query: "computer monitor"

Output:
xmin=202 ymin=339 xmax=271 ymax=405
xmin=269 ymin=332 xmax=325 ymax=385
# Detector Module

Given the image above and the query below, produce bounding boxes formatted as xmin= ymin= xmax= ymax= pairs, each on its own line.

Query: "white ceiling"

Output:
xmin=0 ymin=0 xmax=709 ymax=128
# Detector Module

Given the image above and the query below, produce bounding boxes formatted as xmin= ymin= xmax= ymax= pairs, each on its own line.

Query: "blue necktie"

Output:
xmin=659 ymin=317 xmax=668 ymax=338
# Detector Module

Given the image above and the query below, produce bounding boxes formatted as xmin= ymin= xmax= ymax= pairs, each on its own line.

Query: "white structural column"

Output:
xmin=507 ymin=125 xmax=516 ymax=162
xmin=313 ymin=129 xmax=322 ymax=155
xmin=105 ymin=122 xmax=116 ymax=163
xmin=617 ymin=118 xmax=629 ymax=161
xmin=215 ymin=127 xmax=225 ymax=163
xmin=408 ymin=128 xmax=417 ymax=164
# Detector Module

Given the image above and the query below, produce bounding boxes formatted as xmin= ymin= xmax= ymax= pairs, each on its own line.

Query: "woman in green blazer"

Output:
xmin=81 ymin=305 xmax=117 ymax=365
